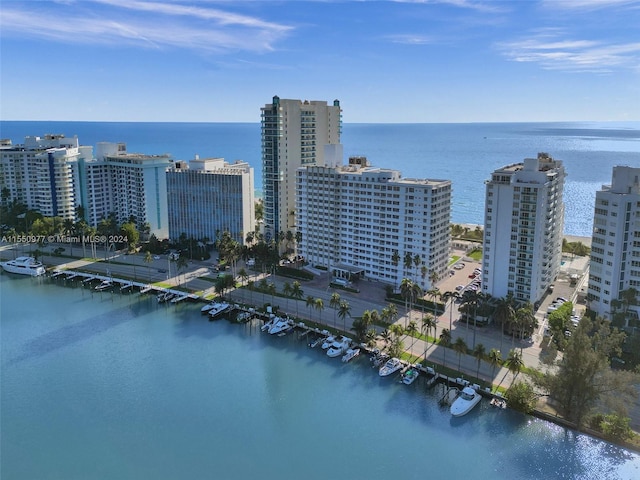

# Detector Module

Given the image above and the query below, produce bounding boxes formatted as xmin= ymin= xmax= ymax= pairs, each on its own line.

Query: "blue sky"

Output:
xmin=1 ymin=0 xmax=639 ymax=122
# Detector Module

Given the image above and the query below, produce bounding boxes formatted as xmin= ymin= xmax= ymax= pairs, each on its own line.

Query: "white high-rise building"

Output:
xmin=87 ymin=142 xmax=172 ymax=239
xmin=296 ymin=154 xmax=451 ymax=289
xmin=0 ymin=135 xmax=84 ymax=220
xmin=261 ymin=96 xmax=341 ymax=243
xmin=167 ymin=157 xmax=255 ymax=244
xmin=587 ymin=166 xmax=640 ymax=323
xmin=482 ymin=153 xmax=566 ymax=306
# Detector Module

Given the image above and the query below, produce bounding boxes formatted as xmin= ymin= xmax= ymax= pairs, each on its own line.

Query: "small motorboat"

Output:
xmin=94 ymin=280 xmax=113 ymax=291
xmin=402 ymin=366 xmax=420 ymax=385
xmin=261 ymin=316 xmax=276 ymax=332
xmin=450 ymin=386 xmax=482 ymax=417
xmin=308 ymin=336 xmax=323 ymax=348
xmin=341 ymin=348 xmax=360 ymax=363
xmin=490 ymin=397 xmax=507 ymax=409
xmin=379 ymin=357 xmax=403 ymax=377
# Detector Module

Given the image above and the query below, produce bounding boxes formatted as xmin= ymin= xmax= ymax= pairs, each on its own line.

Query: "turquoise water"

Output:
xmin=1 ymin=276 xmax=639 ymax=479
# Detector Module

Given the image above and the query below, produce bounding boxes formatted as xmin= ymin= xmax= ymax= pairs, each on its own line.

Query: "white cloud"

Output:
xmin=498 ymin=30 xmax=640 ymax=73
xmin=540 ymin=0 xmax=640 ymax=11
xmin=386 ymin=34 xmax=437 ymax=45
xmin=0 ymin=1 xmax=293 ymax=54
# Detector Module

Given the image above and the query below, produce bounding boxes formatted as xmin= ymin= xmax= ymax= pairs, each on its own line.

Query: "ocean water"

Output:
xmin=1 ymin=121 xmax=638 ymax=237
xmin=1 ymin=276 xmax=639 ymax=479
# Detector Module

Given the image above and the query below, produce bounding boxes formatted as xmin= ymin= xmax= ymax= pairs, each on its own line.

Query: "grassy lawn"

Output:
xmin=448 ymin=255 xmax=460 ymax=266
xmin=467 ymin=249 xmax=482 ymax=261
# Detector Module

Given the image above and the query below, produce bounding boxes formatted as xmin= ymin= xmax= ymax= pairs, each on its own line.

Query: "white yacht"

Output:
xmin=208 ymin=302 xmax=231 ymax=319
xmin=321 ymin=335 xmax=336 ymax=349
xmin=0 ymin=256 xmax=46 ymax=276
xmin=341 ymin=348 xmax=360 ymax=363
xmin=201 ymin=301 xmax=218 ymax=314
xmin=450 ymin=386 xmax=482 ymax=417
xmin=326 ymin=337 xmax=351 ymax=358
xmin=268 ymin=317 xmax=292 ymax=335
xmin=378 ymin=357 xmax=403 ymax=377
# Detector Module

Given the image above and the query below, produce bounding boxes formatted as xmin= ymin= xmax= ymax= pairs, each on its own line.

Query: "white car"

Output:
xmin=153 ymin=255 xmax=160 ymax=260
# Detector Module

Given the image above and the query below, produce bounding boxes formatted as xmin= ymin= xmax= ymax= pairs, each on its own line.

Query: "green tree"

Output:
xmin=305 ymin=295 xmax=315 ymax=320
xmin=488 ymin=348 xmax=502 ymax=389
xmin=505 ymin=381 xmax=537 ymax=414
xmin=314 ymin=297 xmax=324 ymax=323
xmin=120 ymin=221 xmax=140 ymax=251
xmin=473 ymin=343 xmax=486 ymax=380
xmin=144 ymin=250 xmax=153 ymax=277
xmin=504 ymin=349 xmax=524 ymax=385
xmin=599 ymin=413 xmax=635 ymax=442
xmin=330 ymin=292 xmax=341 ymax=329
xmin=338 ymin=300 xmax=352 ymax=334
xmin=535 ymin=317 xmax=639 ymax=427
xmin=405 ymin=319 xmax=419 ymax=356
xmin=439 ymin=328 xmax=451 ymax=368
xmin=291 ymin=281 xmax=304 ymax=319
xmin=453 ymin=337 xmax=468 ymax=372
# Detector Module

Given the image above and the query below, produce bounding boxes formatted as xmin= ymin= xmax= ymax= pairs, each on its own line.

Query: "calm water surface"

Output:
xmin=1 ymin=275 xmax=639 ymax=479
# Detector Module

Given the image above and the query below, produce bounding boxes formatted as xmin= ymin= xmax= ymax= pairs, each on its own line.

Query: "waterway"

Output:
xmin=1 ymin=275 xmax=639 ymax=479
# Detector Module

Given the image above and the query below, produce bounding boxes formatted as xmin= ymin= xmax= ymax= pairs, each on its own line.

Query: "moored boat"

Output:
xmin=94 ymin=280 xmax=113 ymax=291
xmin=402 ymin=365 xmax=420 ymax=385
xmin=0 ymin=256 xmax=46 ymax=276
xmin=450 ymin=386 xmax=482 ymax=417
xmin=208 ymin=302 xmax=231 ymax=319
xmin=268 ymin=317 xmax=293 ymax=335
xmin=326 ymin=337 xmax=351 ymax=358
xmin=379 ymin=357 xmax=403 ymax=377
xmin=341 ymin=347 xmax=360 ymax=363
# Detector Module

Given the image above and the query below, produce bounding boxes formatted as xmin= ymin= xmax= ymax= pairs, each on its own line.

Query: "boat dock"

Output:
xmin=50 ymin=269 xmax=200 ymax=303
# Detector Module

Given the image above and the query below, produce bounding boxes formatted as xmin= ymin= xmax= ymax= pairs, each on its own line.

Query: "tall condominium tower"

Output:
xmin=587 ymin=166 xmax=640 ymax=324
xmin=261 ymin=96 xmax=341 ymax=242
xmin=482 ymin=153 xmax=566 ymax=306
xmin=167 ymin=157 xmax=255 ymax=244
xmin=0 ymin=135 xmax=86 ymax=220
xmin=296 ymin=153 xmax=451 ymax=290
xmin=83 ymin=142 xmax=172 ymax=239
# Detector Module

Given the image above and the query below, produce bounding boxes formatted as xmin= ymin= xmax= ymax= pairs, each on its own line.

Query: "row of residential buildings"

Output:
xmin=1 ymin=96 xmax=638 ymax=324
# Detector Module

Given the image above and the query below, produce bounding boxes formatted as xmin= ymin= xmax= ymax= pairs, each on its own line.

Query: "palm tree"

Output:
xmin=330 ymin=292 xmax=341 ymax=329
xmin=494 ymin=294 xmax=516 ymax=352
xmin=405 ymin=319 xmax=419 ymax=357
xmin=504 ymin=349 xmax=524 ymax=386
xmin=441 ymin=290 xmax=460 ymax=331
xmin=387 ymin=303 xmax=398 ymax=324
xmin=421 ymin=314 xmax=436 ymax=349
xmin=453 ymin=337 xmax=468 ymax=372
xmin=338 ymin=300 xmax=351 ymax=333
xmin=400 ymin=278 xmax=413 ymax=320
xmin=291 ymin=281 xmax=303 ymax=319
xmin=488 ymin=348 xmax=502 ymax=387
xmin=176 ymin=255 xmax=189 ymax=285
xmin=439 ymin=328 xmax=451 ymax=368
xmin=413 ymin=253 xmax=421 ymax=279
xmin=238 ymin=268 xmax=248 ymax=286
xmin=305 ymin=295 xmax=315 ymax=320
xmin=381 ymin=329 xmax=392 ymax=348
xmin=403 ymin=251 xmax=413 ymax=278
xmin=314 ymin=297 xmax=324 ymax=324
xmin=282 ymin=281 xmax=292 ymax=310
xmin=247 ymin=280 xmax=255 ymax=303
xmin=143 ymin=250 xmax=153 ymax=277
xmin=473 ymin=343 xmax=486 ymax=380
xmin=426 ymin=287 xmax=440 ymax=321
xmin=460 ymin=289 xmax=483 ymax=347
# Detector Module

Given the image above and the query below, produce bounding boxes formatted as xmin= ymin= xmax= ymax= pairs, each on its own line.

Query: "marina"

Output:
xmin=1 ymin=275 xmax=639 ymax=479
